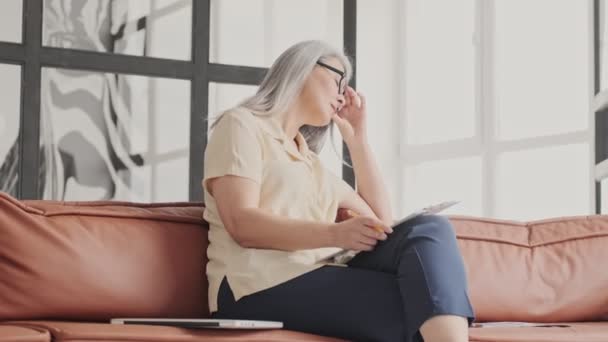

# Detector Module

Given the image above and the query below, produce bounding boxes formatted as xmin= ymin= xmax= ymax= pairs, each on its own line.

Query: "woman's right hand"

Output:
xmin=329 ymin=216 xmax=392 ymax=251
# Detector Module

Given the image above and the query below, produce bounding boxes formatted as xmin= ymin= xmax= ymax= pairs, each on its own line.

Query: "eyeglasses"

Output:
xmin=316 ymin=61 xmax=346 ymax=95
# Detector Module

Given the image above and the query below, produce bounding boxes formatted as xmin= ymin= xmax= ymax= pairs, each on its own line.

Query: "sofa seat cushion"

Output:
xmin=469 ymin=322 xmax=608 ymax=342
xmin=3 ymin=321 xmax=346 ymax=342
xmin=0 ymin=325 xmax=50 ymax=342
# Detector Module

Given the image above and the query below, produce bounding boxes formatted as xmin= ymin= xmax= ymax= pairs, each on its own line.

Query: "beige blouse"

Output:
xmin=202 ymin=108 xmax=353 ymax=313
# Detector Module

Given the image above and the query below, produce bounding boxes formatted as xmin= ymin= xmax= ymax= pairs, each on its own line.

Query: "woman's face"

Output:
xmin=298 ymin=58 xmax=346 ymax=127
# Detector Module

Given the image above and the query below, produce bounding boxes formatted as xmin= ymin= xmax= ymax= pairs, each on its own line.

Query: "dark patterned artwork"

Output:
xmin=0 ymin=64 xmax=22 ymax=197
xmin=39 ymin=0 xmax=191 ymax=201
xmin=43 ymin=0 xmax=191 ymax=60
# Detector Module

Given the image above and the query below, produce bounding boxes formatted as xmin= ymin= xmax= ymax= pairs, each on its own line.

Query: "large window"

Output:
xmin=401 ymin=0 xmax=593 ymax=221
xmin=0 ymin=0 xmax=356 ymax=201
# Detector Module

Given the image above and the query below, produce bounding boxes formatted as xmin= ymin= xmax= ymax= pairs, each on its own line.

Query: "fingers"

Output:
xmin=359 ymin=226 xmax=387 ymax=241
xmin=332 ymin=113 xmax=352 ymax=138
xmin=359 ymin=217 xmax=392 ymax=234
xmin=354 ymin=236 xmax=377 ymax=251
xmin=368 ymin=223 xmax=392 ymax=234
xmin=354 ymin=234 xmax=379 ymax=252
xmin=357 ymin=91 xmax=366 ymax=110
xmin=344 ymin=88 xmax=353 ymax=108
xmin=379 ymin=224 xmax=393 ymax=234
xmin=332 ymin=113 xmax=346 ymax=127
xmin=338 ymin=215 xmax=392 ymax=251
xmin=344 ymin=87 xmax=363 ymax=108
xmin=354 ymin=242 xmax=374 ymax=252
xmin=358 ymin=235 xmax=379 ymax=247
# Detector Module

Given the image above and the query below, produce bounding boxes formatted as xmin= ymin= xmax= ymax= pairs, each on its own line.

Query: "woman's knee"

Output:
xmin=410 ymin=215 xmax=457 ymax=242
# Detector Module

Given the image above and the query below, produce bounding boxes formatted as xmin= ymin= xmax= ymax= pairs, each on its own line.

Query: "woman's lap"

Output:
xmin=213 ymin=266 xmax=408 ymax=342
xmin=213 ymin=215 xmax=474 ymax=342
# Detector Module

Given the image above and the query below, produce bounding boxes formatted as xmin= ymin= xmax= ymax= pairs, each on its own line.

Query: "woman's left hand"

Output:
xmin=332 ymin=86 xmax=368 ymax=146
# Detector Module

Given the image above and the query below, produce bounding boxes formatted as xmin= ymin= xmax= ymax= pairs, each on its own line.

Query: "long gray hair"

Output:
xmin=212 ymin=40 xmax=353 ymax=154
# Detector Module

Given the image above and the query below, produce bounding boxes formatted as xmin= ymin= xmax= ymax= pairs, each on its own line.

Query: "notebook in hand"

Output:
xmin=324 ymin=200 xmax=460 ymax=264
xmin=110 ymin=318 xmax=283 ymax=329
xmin=390 ymin=200 xmax=460 ymax=227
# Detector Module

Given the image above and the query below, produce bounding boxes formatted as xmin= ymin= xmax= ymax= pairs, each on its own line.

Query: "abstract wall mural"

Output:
xmin=0 ymin=64 xmax=22 ymax=197
xmin=1 ymin=0 xmax=356 ymax=202
xmin=38 ymin=0 xmax=191 ymax=201
xmin=0 ymin=139 xmax=19 ymax=197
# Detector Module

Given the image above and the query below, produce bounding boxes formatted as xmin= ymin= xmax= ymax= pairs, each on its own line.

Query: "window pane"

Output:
xmin=39 ymin=67 xmax=190 ymax=202
xmin=147 ymin=0 xmax=192 ymax=60
xmin=402 ymin=157 xmax=482 ymax=218
xmin=268 ymin=0 xmax=343 ymax=64
xmin=317 ymin=125 xmax=344 ymax=183
xmin=0 ymin=1 xmax=22 ymax=43
xmin=154 ymin=156 xmax=189 ymax=202
xmin=601 ymin=178 xmax=608 ymax=214
xmin=43 ymin=0 xmax=192 ymax=60
xmin=494 ymin=0 xmax=589 ymax=140
xmin=404 ymin=0 xmax=476 ymax=145
xmin=209 ymin=0 xmax=266 ymax=66
xmin=151 ymin=77 xmax=190 ymax=155
xmin=601 ymin=0 xmax=608 ymax=91
xmin=208 ymin=82 xmax=258 ymax=130
xmin=495 ymin=144 xmax=590 ymax=221
xmin=0 ymin=64 xmax=21 ymax=196
xmin=210 ymin=0 xmax=343 ymax=67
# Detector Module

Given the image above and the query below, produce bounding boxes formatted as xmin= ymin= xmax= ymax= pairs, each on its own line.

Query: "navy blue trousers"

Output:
xmin=212 ymin=215 xmax=475 ymax=342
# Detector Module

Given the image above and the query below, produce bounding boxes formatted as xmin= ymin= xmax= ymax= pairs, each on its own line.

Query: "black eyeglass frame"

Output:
xmin=316 ymin=60 xmax=346 ymax=95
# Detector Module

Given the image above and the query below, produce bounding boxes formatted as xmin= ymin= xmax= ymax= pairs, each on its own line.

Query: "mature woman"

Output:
xmin=202 ymin=40 xmax=474 ymax=342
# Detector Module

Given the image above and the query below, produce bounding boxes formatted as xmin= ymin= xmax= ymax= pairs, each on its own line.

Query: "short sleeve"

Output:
xmin=325 ymin=166 xmax=355 ymax=203
xmin=203 ymin=111 xmax=263 ymax=191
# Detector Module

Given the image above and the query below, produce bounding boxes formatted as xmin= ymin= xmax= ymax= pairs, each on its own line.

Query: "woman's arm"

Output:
xmin=208 ymin=176 xmax=332 ymax=250
xmin=332 ymin=87 xmax=393 ymax=226
xmin=208 ymin=175 xmax=388 ymax=251
xmin=346 ymin=141 xmax=393 ymax=226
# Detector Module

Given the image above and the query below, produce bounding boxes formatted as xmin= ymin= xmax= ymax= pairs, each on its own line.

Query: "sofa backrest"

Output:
xmin=450 ymin=215 xmax=608 ymax=322
xmin=0 ymin=192 xmax=208 ymax=321
xmin=2 ymin=192 xmax=607 ymax=323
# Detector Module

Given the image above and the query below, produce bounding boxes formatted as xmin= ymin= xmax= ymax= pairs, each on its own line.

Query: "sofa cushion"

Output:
xmin=0 ymin=325 xmax=50 ymax=342
xmin=7 ymin=321 xmax=608 ymax=342
xmin=3 ymin=321 xmax=346 ymax=342
xmin=469 ymin=322 xmax=608 ymax=342
xmin=0 ymin=192 xmax=208 ymax=321
xmin=450 ymin=215 xmax=608 ymax=323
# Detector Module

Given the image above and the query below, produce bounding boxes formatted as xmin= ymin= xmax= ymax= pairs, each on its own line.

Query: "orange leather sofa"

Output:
xmin=1 ymin=191 xmax=607 ymax=342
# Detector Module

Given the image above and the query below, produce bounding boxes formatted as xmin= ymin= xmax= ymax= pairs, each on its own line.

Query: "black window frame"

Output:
xmin=595 ymin=0 xmax=604 ymax=213
xmin=0 ymin=0 xmax=357 ymax=201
